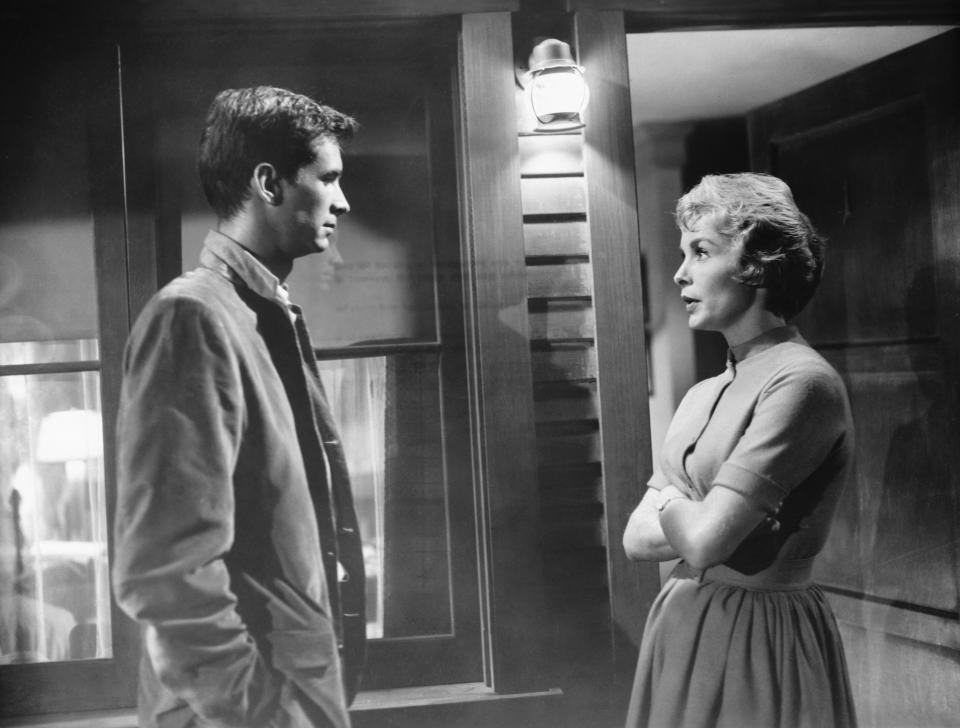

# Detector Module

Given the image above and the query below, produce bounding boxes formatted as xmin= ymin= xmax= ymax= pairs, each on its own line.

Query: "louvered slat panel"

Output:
xmin=527 ymin=262 xmax=592 ymax=298
xmin=521 ymin=177 xmax=587 ymax=216
xmin=528 ymin=302 xmax=594 ymax=342
xmin=542 ymin=547 xmax=609 ymax=590
xmin=536 ymin=432 xmax=601 ymax=466
xmin=538 ymin=461 xmax=602 ymax=493
xmin=533 ymin=382 xmax=598 ymax=422
xmin=523 ymin=220 xmax=590 ymax=257
xmin=531 ymin=347 xmax=597 ymax=383
xmin=519 ymin=133 xmax=583 ymax=177
xmin=519 ymin=128 xmax=613 ymax=691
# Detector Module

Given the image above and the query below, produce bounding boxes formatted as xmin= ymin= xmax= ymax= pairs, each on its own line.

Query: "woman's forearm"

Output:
xmin=623 ymin=490 xmax=682 ymax=562
xmin=658 ymin=486 xmax=768 ymax=570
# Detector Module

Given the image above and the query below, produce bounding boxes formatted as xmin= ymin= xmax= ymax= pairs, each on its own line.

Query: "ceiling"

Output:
xmin=627 ymin=25 xmax=955 ymax=124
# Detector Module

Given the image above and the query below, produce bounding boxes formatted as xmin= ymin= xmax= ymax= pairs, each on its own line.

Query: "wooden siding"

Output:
xmin=458 ymin=12 xmax=550 ymax=695
xmin=519 ymin=130 xmax=615 ymax=685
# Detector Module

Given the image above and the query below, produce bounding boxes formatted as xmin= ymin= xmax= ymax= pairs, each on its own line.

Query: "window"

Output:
xmin=0 ymin=33 xmax=136 ymax=718
xmin=0 ymin=12 xmax=554 ymax=720
xmin=0 ymin=56 xmax=110 ymax=665
xmin=143 ymin=22 xmax=484 ymax=691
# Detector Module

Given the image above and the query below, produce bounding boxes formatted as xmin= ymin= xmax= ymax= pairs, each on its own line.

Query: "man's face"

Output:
xmin=275 ymin=137 xmax=350 ymax=261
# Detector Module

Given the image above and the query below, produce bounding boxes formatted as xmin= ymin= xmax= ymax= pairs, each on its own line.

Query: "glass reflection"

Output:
xmin=0 ymin=368 xmax=111 ymax=663
xmin=318 ymin=354 xmax=452 ymax=640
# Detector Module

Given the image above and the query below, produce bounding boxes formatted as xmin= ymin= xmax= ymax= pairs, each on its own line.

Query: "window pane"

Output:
xmin=318 ymin=352 xmax=452 ymax=640
xmin=0 ymin=371 xmax=111 ymax=663
xmin=175 ymin=75 xmax=437 ymax=347
xmin=0 ymin=340 xmax=100 ymax=368
xmin=290 ymin=155 xmax=438 ymax=348
xmin=0 ymin=61 xmax=99 ymax=364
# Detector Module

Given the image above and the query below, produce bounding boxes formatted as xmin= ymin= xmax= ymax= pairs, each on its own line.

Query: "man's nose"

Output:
xmin=333 ymin=187 xmax=350 ymax=215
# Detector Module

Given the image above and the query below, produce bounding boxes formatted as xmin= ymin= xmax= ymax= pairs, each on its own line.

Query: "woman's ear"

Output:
xmin=252 ymin=163 xmax=283 ymax=206
xmin=738 ymin=258 xmax=766 ymax=288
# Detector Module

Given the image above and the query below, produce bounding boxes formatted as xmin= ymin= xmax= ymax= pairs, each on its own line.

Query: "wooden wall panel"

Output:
xmin=518 ymin=101 xmax=611 ymax=698
xmin=527 ymin=263 xmax=593 ymax=298
xmin=786 ymin=100 xmax=935 ymax=346
xmin=131 ymin=0 xmax=519 ymax=23
xmin=520 ymin=177 xmax=588 ymax=216
xmin=576 ymin=11 xmax=659 ymax=674
xmin=536 ymin=432 xmax=602 ymax=466
xmin=531 ymin=348 xmax=598 ymax=383
xmin=519 ymin=133 xmax=583 ymax=176
xmin=750 ymin=30 xmax=960 ymax=727
xmin=534 ymin=382 xmax=599 ymax=422
xmin=523 ymin=221 xmax=590 ymax=256
xmin=458 ymin=11 xmax=547 ymax=694
xmin=528 ymin=301 xmax=595 ymax=342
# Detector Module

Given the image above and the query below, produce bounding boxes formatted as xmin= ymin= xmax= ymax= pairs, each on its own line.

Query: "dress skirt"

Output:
xmin=626 ymin=562 xmax=857 ymax=728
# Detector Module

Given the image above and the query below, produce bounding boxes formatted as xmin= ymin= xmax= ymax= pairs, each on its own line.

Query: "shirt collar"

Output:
xmin=729 ymin=325 xmax=804 ymax=364
xmin=199 ymin=230 xmax=291 ymax=307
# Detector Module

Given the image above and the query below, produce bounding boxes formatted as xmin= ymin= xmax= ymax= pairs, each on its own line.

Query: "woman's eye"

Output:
xmin=694 ymin=247 xmax=708 ymax=259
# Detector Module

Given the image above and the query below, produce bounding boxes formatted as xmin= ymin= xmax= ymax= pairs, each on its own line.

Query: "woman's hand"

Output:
xmin=657 ymin=485 xmax=689 ymax=512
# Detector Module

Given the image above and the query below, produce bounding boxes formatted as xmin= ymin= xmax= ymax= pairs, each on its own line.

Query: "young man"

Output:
xmin=113 ymin=86 xmax=366 ymax=728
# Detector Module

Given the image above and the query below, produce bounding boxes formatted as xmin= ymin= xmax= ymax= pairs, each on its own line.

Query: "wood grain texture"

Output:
xmin=520 ymin=177 xmax=588 ymax=216
xmin=523 ymin=221 xmax=590 ymax=256
xmin=527 ymin=262 xmax=593 ymax=298
xmin=131 ymin=0 xmax=519 ymax=22
xmin=528 ymin=301 xmax=595 ymax=342
xmin=457 ymin=11 xmax=548 ymax=694
xmin=531 ymin=347 xmax=598 ymax=383
xmin=564 ymin=0 xmax=960 ymax=31
xmin=519 ymin=134 xmax=584 ymax=177
xmin=750 ymin=29 xmax=960 ymax=727
xmin=575 ymin=10 xmax=660 ymax=665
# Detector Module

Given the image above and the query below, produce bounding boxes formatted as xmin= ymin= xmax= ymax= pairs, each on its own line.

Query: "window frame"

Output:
xmin=312 ymin=61 xmax=488 ymax=687
xmin=0 ymin=36 xmax=139 ymax=719
xmin=122 ymin=17 xmax=495 ymax=695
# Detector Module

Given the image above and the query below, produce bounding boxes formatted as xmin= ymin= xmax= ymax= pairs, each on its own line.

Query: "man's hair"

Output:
xmin=675 ymin=172 xmax=825 ymax=320
xmin=198 ymin=86 xmax=358 ymax=220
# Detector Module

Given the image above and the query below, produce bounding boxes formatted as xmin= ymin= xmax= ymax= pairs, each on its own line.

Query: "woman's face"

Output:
xmin=673 ymin=216 xmax=760 ymax=341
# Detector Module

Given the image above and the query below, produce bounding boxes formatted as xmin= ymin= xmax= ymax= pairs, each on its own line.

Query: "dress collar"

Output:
xmin=729 ymin=325 xmax=804 ymax=365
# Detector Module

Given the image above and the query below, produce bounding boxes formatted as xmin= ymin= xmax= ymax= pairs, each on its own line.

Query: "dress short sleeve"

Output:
xmin=712 ymin=359 xmax=849 ymax=513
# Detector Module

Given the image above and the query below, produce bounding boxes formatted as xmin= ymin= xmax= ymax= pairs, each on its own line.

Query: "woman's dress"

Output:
xmin=626 ymin=326 xmax=858 ymax=728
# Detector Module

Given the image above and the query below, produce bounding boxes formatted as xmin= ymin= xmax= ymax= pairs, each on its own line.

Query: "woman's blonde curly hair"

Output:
xmin=676 ymin=173 xmax=825 ymax=320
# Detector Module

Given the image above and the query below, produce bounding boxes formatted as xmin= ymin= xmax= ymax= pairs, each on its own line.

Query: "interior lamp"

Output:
xmin=36 ymin=409 xmax=103 ymax=482
xmin=525 ymin=38 xmax=589 ymax=133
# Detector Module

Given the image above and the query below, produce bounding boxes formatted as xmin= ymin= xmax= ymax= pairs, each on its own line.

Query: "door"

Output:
xmin=749 ymin=29 xmax=960 ymax=728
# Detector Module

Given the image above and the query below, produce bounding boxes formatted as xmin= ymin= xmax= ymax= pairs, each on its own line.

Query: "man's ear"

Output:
xmin=252 ymin=163 xmax=283 ymax=206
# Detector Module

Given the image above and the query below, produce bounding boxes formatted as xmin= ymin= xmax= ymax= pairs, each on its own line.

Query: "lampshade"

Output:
xmin=527 ymin=39 xmax=588 ymax=132
xmin=35 ymin=409 xmax=103 ymax=463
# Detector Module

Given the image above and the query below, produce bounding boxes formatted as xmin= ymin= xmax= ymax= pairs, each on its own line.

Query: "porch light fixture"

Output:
xmin=524 ymin=38 xmax=588 ymax=133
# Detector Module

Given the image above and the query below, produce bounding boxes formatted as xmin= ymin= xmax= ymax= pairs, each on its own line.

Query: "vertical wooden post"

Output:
xmin=458 ymin=11 xmax=550 ymax=693
xmin=574 ymin=9 xmax=661 ymax=675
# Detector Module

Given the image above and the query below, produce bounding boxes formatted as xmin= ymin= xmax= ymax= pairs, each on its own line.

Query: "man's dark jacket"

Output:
xmin=113 ymin=232 xmax=366 ymax=728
